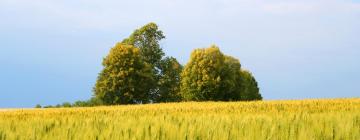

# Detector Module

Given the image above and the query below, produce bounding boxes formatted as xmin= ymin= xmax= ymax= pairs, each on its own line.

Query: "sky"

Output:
xmin=0 ymin=0 xmax=359 ymax=108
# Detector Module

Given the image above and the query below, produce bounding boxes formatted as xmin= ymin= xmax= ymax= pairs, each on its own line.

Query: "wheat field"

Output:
xmin=0 ymin=98 xmax=360 ymax=140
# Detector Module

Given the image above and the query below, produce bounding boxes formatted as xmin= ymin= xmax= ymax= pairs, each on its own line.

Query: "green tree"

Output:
xmin=72 ymin=97 xmax=103 ymax=107
xmin=93 ymin=43 xmax=155 ymax=105
xmin=122 ymin=22 xmax=165 ymax=67
xmin=35 ymin=104 xmax=42 ymax=108
xmin=62 ymin=102 xmax=72 ymax=108
xmin=156 ymin=57 xmax=183 ymax=102
xmin=180 ymin=45 xmax=225 ymax=101
xmin=181 ymin=45 xmax=262 ymax=101
xmin=239 ymin=70 xmax=262 ymax=100
xmin=122 ymin=23 xmax=182 ymax=103
xmin=221 ymin=56 xmax=242 ymax=100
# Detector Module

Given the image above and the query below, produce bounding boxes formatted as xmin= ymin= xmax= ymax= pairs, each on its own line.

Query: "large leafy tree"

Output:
xmin=122 ymin=23 xmax=182 ymax=102
xmin=181 ymin=45 xmax=262 ymax=101
xmin=180 ymin=45 xmax=225 ymax=101
xmin=93 ymin=44 xmax=155 ymax=105
xmin=122 ymin=22 xmax=165 ymax=67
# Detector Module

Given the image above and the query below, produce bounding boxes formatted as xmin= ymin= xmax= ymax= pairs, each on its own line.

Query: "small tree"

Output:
xmin=62 ymin=102 xmax=72 ymax=108
xmin=93 ymin=44 xmax=155 ymax=105
xmin=35 ymin=104 xmax=42 ymax=108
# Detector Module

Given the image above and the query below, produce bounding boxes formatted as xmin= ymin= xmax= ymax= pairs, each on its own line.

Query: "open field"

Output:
xmin=0 ymin=98 xmax=360 ymax=140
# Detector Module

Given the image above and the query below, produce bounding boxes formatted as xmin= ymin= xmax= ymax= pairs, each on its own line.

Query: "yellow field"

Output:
xmin=0 ymin=98 xmax=360 ymax=140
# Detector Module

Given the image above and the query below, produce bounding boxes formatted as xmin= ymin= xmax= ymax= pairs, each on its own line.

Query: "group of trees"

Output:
xmin=36 ymin=97 xmax=103 ymax=108
xmin=93 ymin=22 xmax=261 ymax=105
xmin=37 ymin=22 xmax=261 ymax=108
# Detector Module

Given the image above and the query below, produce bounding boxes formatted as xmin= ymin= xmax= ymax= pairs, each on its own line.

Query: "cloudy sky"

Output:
xmin=1 ymin=0 xmax=359 ymax=107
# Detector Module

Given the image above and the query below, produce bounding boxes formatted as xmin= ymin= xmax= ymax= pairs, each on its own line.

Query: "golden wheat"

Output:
xmin=0 ymin=98 xmax=359 ymax=140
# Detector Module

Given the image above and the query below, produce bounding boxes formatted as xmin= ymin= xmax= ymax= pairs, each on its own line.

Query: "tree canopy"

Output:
xmin=94 ymin=44 xmax=155 ymax=104
xmin=180 ymin=45 xmax=261 ymax=101
xmin=93 ymin=23 xmax=182 ymax=105
xmin=122 ymin=22 xmax=165 ymax=67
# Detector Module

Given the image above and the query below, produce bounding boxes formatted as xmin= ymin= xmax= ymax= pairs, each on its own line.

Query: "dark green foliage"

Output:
xmin=43 ymin=105 xmax=54 ymax=108
xmin=72 ymin=97 xmax=103 ymax=107
xmin=35 ymin=104 xmax=42 ymax=108
xmin=156 ymin=57 xmax=183 ymax=102
xmin=122 ymin=22 xmax=165 ymax=67
xmin=62 ymin=102 xmax=72 ymax=108
xmin=240 ymin=70 xmax=262 ymax=100
xmin=41 ymin=97 xmax=103 ymax=108
xmin=221 ymin=56 xmax=242 ymax=101
xmin=120 ymin=23 xmax=182 ymax=103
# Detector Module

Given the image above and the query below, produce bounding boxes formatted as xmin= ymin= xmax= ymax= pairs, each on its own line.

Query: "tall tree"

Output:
xmin=122 ymin=22 xmax=165 ymax=67
xmin=93 ymin=43 xmax=155 ymax=105
xmin=122 ymin=23 xmax=182 ymax=102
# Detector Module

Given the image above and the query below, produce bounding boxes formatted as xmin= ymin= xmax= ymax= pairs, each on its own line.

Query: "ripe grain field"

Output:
xmin=0 ymin=98 xmax=360 ymax=140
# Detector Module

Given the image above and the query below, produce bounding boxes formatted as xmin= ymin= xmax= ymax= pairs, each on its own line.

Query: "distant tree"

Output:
xmin=62 ymin=102 xmax=72 ymax=108
xmin=239 ymin=70 xmax=262 ymax=100
xmin=35 ymin=104 xmax=42 ymax=108
xmin=43 ymin=105 xmax=53 ymax=108
xmin=72 ymin=100 xmax=88 ymax=107
xmin=93 ymin=44 xmax=155 ymax=105
xmin=72 ymin=97 xmax=103 ymax=107
xmin=87 ymin=97 xmax=104 ymax=106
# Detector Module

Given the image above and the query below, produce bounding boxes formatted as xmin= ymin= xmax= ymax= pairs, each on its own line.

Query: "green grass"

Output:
xmin=1 ymin=98 xmax=360 ymax=140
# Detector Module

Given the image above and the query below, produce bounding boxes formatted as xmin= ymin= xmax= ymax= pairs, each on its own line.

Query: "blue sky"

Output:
xmin=0 ymin=0 xmax=359 ymax=108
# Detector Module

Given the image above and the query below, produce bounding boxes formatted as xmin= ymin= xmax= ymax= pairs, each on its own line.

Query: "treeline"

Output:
xmin=38 ymin=23 xmax=261 ymax=108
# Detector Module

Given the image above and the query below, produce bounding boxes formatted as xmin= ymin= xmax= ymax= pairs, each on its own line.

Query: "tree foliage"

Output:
xmin=122 ymin=22 xmax=165 ymax=67
xmin=121 ymin=22 xmax=182 ymax=103
xmin=180 ymin=45 xmax=226 ymax=101
xmin=93 ymin=44 xmax=155 ymax=104
xmin=239 ymin=70 xmax=262 ymax=100
xmin=157 ymin=57 xmax=183 ymax=102
xmin=180 ymin=45 xmax=261 ymax=101
xmin=89 ymin=23 xmax=261 ymax=106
